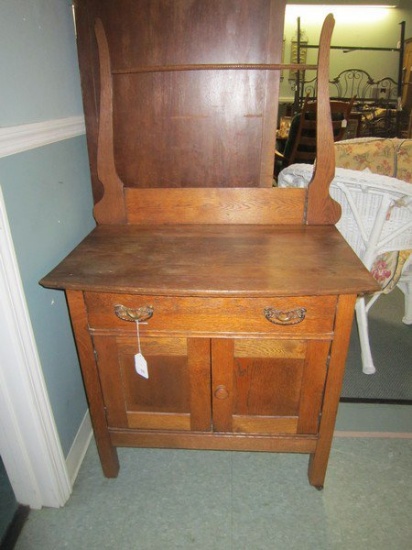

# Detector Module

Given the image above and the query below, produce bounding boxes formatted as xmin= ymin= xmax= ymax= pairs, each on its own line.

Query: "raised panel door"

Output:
xmin=211 ymin=338 xmax=330 ymax=435
xmin=93 ymin=334 xmax=212 ymax=432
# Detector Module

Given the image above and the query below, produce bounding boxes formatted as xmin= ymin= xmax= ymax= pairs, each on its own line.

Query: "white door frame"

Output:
xmin=0 ymin=186 xmax=72 ymax=509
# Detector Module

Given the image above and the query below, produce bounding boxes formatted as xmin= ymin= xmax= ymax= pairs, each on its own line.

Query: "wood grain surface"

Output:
xmin=41 ymin=224 xmax=378 ymax=297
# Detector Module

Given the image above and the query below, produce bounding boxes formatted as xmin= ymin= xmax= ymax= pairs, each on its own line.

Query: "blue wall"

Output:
xmin=0 ymin=0 xmax=95 ymax=456
xmin=0 ymin=0 xmax=84 ymax=125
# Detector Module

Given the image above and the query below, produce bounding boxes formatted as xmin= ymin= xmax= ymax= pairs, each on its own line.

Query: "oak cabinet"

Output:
xmin=40 ymin=2 xmax=379 ymax=489
xmin=42 ymin=222 xmax=378 ymax=488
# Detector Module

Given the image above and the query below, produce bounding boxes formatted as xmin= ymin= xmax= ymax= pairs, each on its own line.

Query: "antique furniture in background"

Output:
xmin=402 ymin=37 xmax=412 ymax=138
xmin=41 ymin=1 xmax=377 ymax=489
xmin=276 ymin=94 xmax=355 ymax=170
xmin=300 ymin=69 xmax=405 ymax=138
xmin=290 ymin=20 xmax=407 ymax=138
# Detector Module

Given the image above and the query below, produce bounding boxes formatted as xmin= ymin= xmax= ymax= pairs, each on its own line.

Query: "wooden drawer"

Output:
xmin=85 ymin=293 xmax=337 ymax=336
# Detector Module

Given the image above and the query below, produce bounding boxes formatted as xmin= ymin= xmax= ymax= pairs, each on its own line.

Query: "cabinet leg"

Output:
xmin=308 ymin=295 xmax=357 ymax=489
xmin=95 ymin=437 xmax=119 ymax=478
xmin=65 ymin=290 xmax=120 ymax=478
xmin=308 ymin=450 xmax=328 ymax=489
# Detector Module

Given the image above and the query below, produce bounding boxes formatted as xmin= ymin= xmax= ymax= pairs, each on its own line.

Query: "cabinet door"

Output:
xmin=93 ymin=334 xmax=212 ymax=432
xmin=211 ymin=338 xmax=330 ymax=435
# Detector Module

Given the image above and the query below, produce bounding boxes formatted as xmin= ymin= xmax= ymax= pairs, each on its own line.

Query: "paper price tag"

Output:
xmin=135 ymin=352 xmax=149 ymax=379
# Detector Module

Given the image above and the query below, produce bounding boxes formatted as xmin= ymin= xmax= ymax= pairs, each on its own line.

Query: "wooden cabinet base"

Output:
xmin=39 ymin=224 xmax=378 ymax=489
xmin=91 ymin=430 xmax=329 ymax=488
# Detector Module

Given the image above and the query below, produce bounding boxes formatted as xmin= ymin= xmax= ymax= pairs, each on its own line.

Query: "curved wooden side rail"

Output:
xmin=94 ymin=18 xmax=127 ymax=224
xmin=306 ymin=14 xmax=342 ymax=225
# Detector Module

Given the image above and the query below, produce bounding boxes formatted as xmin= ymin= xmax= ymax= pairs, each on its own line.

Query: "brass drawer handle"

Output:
xmin=114 ymin=304 xmax=154 ymax=323
xmin=264 ymin=307 xmax=306 ymax=325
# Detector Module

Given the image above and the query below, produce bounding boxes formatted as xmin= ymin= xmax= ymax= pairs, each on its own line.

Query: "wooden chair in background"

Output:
xmin=276 ymin=95 xmax=355 ymax=172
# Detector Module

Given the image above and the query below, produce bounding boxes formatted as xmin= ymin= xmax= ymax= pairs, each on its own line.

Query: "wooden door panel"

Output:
xmin=212 ymin=338 xmax=329 ymax=435
xmin=234 ymin=357 xmax=304 ymax=416
xmin=94 ymin=335 xmax=212 ymax=431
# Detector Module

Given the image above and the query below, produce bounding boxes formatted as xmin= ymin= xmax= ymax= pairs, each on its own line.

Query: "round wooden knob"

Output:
xmin=214 ymin=385 xmax=229 ymax=400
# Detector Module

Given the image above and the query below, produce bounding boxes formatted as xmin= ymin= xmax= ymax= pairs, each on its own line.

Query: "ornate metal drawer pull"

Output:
xmin=264 ymin=307 xmax=306 ymax=325
xmin=114 ymin=304 xmax=154 ymax=323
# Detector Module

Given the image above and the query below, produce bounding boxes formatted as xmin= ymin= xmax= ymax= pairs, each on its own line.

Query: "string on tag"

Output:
xmin=136 ymin=320 xmax=142 ymax=353
xmin=134 ymin=320 xmax=149 ymax=379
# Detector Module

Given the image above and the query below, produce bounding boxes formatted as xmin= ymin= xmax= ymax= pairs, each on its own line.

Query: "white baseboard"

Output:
xmin=65 ymin=409 xmax=93 ymax=485
xmin=0 ymin=115 xmax=86 ymax=158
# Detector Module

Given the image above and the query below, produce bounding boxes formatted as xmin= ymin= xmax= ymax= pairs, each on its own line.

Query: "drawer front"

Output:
xmin=85 ymin=293 xmax=337 ymax=336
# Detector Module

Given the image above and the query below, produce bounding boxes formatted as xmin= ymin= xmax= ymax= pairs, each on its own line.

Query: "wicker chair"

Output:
xmin=278 ymin=163 xmax=412 ymax=375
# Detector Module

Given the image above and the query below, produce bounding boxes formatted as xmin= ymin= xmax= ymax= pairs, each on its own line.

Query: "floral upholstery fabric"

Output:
xmin=370 ymin=249 xmax=412 ymax=293
xmin=335 ymin=138 xmax=412 ymax=294
xmin=396 ymin=140 xmax=412 ymax=184
xmin=334 ymin=138 xmax=396 ymax=176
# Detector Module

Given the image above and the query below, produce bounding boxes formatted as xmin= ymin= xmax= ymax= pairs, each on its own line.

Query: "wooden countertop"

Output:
xmin=40 ymin=224 xmax=379 ymax=297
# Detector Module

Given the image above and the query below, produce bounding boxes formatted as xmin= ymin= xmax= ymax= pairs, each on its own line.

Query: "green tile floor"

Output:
xmin=14 ymin=425 xmax=412 ymax=550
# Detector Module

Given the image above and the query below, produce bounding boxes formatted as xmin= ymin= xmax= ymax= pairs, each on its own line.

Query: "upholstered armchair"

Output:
xmin=278 ymin=138 xmax=412 ymax=375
